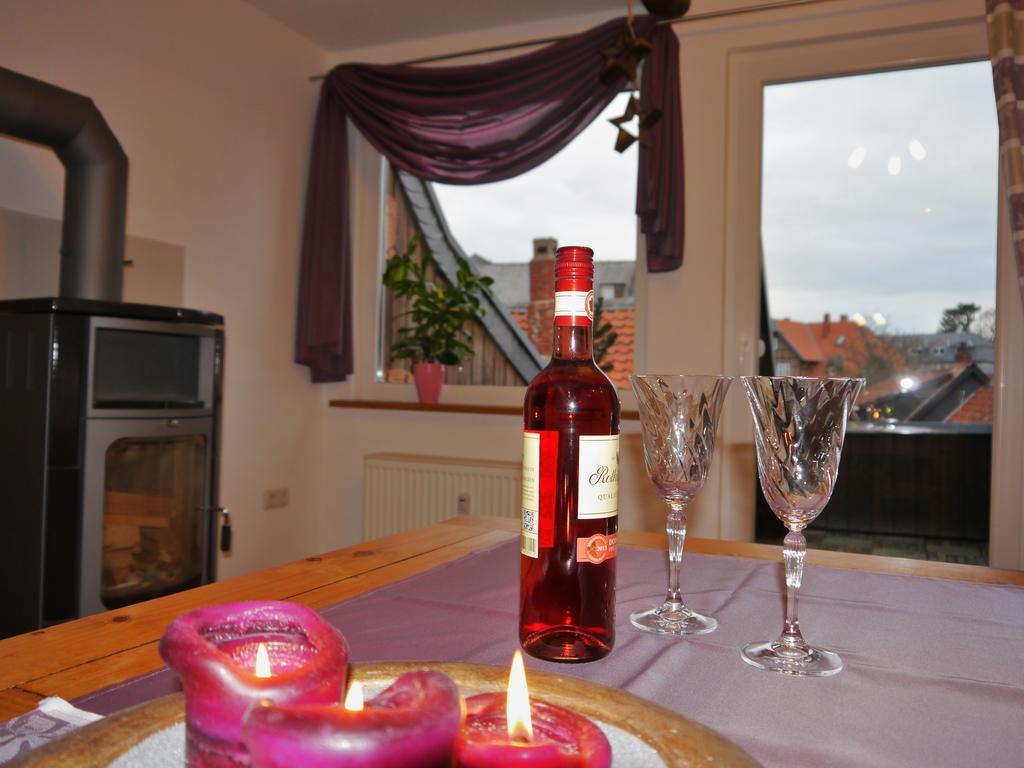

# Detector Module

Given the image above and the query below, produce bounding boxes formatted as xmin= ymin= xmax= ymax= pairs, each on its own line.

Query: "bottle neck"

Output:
xmin=550 ymin=273 xmax=594 ymax=362
xmin=552 ymin=325 xmax=593 ymax=361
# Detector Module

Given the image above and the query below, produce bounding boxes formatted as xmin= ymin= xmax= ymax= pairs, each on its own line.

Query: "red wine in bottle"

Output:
xmin=519 ymin=245 xmax=620 ymax=663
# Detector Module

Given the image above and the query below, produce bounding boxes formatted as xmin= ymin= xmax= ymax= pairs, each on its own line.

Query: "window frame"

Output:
xmin=716 ymin=1 xmax=1022 ymax=566
xmin=343 ymin=134 xmax=644 ymax=411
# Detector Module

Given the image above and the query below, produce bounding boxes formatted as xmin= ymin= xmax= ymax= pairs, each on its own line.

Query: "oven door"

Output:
xmin=79 ymin=416 xmax=214 ymax=616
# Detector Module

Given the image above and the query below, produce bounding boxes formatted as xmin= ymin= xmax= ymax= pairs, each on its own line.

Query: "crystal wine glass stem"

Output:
xmin=665 ymin=502 xmax=687 ymax=603
xmin=780 ymin=530 xmax=807 ymax=647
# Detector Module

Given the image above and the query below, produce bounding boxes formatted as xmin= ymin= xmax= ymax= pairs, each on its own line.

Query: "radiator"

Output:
xmin=363 ymin=452 xmax=520 ymax=539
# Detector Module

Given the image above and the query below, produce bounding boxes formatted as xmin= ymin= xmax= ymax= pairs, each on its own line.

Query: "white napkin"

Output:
xmin=0 ymin=697 xmax=104 ymax=763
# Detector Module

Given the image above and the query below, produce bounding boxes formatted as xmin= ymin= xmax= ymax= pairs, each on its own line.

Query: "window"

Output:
xmin=378 ymin=93 xmax=639 ymax=390
xmin=760 ymin=61 xmax=997 ymax=563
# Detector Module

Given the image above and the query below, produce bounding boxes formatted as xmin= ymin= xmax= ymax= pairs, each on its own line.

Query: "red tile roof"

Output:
xmin=947 ymin=384 xmax=993 ymax=424
xmin=774 ymin=319 xmax=822 ymax=362
xmin=598 ymin=308 xmax=635 ymax=389
xmin=775 ymin=318 xmax=904 ymax=379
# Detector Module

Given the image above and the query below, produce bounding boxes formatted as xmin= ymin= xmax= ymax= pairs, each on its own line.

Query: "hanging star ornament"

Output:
xmin=599 ymin=10 xmax=662 ymax=153
xmin=610 ymin=96 xmax=640 ymax=125
xmin=608 ymin=96 xmax=663 ymax=152
xmin=598 ymin=25 xmax=653 ymax=84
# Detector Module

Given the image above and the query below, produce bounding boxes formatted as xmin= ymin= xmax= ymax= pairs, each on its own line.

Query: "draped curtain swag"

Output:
xmin=295 ymin=15 xmax=682 ymax=382
xmin=987 ymin=0 xmax=1024 ymax=309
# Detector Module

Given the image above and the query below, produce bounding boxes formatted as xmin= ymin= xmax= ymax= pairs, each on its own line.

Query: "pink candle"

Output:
xmin=456 ymin=652 xmax=611 ymax=768
xmin=242 ymin=670 xmax=462 ymax=768
xmin=160 ymin=601 xmax=349 ymax=768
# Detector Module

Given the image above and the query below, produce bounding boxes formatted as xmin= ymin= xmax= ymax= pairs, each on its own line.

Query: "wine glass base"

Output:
xmin=630 ymin=604 xmax=718 ymax=636
xmin=741 ymin=640 xmax=843 ymax=677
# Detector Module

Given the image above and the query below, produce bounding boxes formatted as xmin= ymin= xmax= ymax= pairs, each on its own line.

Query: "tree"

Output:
xmin=853 ymin=326 xmax=897 ymax=386
xmin=859 ymin=349 xmax=896 ymax=387
xmin=939 ymin=303 xmax=981 ymax=333
xmin=592 ymin=295 xmax=619 ymax=374
xmin=970 ymin=307 xmax=996 ymax=342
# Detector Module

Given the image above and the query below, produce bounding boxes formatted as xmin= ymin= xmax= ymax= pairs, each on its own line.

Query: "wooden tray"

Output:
xmin=9 ymin=662 xmax=760 ymax=767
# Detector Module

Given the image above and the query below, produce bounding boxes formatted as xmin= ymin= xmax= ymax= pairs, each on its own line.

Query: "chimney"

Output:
xmin=527 ymin=237 xmax=557 ymax=356
xmin=954 ymin=341 xmax=973 ymax=364
xmin=529 ymin=238 xmax=557 ymax=302
xmin=821 ymin=313 xmax=832 ymax=337
xmin=840 ymin=314 xmax=848 ymax=322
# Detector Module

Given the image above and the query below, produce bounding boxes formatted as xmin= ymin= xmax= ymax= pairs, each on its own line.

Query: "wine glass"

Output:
xmin=630 ymin=374 xmax=733 ymax=636
xmin=740 ymin=375 xmax=863 ymax=676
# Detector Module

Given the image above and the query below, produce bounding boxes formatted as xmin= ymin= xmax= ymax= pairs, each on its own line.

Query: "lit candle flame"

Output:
xmin=506 ymin=650 xmax=533 ymax=742
xmin=344 ymin=681 xmax=365 ymax=711
xmin=254 ymin=642 xmax=272 ymax=678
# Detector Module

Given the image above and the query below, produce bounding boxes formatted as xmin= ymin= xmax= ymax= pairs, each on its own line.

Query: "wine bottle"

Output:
xmin=519 ymin=245 xmax=620 ymax=663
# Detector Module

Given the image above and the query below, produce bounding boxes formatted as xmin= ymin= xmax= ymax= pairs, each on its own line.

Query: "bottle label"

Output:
xmin=521 ymin=430 xmax=557 ymax=558
xmin=577 ymin=434 xmax=619 ymax=519
xmin=521 ymin=431 xmax=618 ymax=558
xmin=554 ymin=289 xmax=594 ymax=327
xmin=577 ymin=532 xmax=619 ymax=564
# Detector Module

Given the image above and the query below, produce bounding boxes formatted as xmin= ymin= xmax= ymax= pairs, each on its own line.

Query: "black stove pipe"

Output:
xmin=0 ymin=66 xmax=127 ymax=302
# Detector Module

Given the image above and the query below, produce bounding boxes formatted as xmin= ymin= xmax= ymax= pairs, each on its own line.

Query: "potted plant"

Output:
xmin=382 ymin=234 xmax=493 ymax=403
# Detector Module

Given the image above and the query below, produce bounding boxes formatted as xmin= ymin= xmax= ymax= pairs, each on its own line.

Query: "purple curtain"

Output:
xmin=987 ymin=0 xmax=1024 ymax=311
xmin=296 ymin=15 xmax=682 ymax=382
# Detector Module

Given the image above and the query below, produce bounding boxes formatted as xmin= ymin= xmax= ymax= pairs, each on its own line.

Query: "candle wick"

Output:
xmin=510 ymin=721 xmax=532 ymax=744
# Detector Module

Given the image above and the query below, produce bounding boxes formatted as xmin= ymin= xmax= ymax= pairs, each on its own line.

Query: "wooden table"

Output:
xmin=1 ymin=515 xmax=1020 ymax=722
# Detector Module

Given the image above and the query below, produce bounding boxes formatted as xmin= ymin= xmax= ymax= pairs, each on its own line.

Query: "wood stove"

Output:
xmin=0 ymin=299 xmax=225 ymax=639
xmin=0 ymin=67 xmax=228 ymax=639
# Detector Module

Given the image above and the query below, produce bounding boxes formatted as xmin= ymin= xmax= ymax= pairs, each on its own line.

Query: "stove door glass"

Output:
xmin=101 ymin=434 xmax=207 ymax=608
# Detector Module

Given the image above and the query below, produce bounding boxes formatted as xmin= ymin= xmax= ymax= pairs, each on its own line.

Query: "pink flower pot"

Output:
xmin=413 ymin=363 xmax=444 ymax=404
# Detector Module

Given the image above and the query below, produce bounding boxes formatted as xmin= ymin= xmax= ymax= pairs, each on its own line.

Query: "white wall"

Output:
xmin=0 ymin=1 xmax=329 ymax=577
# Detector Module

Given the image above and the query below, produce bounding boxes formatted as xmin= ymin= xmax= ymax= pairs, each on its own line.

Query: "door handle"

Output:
xmin=218 ymin=508 xmax=232 ymax=553
xmin=205 ymin=506 xmax=232 ymax=553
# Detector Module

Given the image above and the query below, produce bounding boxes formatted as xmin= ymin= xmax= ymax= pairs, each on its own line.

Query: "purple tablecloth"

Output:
xmin=72 ymin=541 xmax=1024 ymax=767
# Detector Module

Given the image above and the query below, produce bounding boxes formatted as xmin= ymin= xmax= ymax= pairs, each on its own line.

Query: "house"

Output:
xmin=774 ymin=316 xmax=993 ymax=423
xmin=772 ymin=314 xmax=905 ymax=384
xmin=0 ymin=0 xmax=1020 ymax=591
xmin=856 ymin=362 xmax=993 ymax=423
xmin=887 ymin=331 xmax=995 ymax=375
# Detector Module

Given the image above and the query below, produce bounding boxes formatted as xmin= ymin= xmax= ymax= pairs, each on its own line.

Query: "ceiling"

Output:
xmin=241 ymin=0 xmax=626 ymax=53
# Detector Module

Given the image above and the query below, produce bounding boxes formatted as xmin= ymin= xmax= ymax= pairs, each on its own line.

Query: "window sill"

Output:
xmin=329 ymin=399 xmax=639 ymax=420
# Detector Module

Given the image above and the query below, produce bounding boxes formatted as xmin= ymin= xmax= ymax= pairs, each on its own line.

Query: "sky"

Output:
xmin=762 ymin=61 xmax=998 ymax=334
xmin=434 ymin=62 xmax=998 ymax=335
xmin=433 ymin=92 xmax=638 ymax=263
